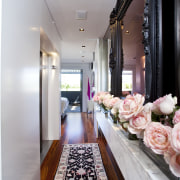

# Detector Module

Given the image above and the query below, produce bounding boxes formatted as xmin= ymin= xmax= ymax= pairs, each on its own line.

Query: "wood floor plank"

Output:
xmin=41 ymin=112 xmax=124 ymax=180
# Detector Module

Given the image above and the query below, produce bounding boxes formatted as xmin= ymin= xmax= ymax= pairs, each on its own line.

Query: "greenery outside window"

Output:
xmin=122 ymin=70 xmax=133 ymax=91
xmin=61 ymin=70 xmax=81 ymax=91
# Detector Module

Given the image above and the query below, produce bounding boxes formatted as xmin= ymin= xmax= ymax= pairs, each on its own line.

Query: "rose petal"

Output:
xmin=169 ymin=153 xmax=180 ymax=177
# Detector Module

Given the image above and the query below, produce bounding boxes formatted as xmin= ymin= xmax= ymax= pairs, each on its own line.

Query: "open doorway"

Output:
xmin=61 ymin=69 xmax=83 ymax=112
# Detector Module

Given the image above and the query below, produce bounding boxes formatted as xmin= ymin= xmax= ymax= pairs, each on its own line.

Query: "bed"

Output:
xmin=61 ymin=97 xmax=69 ymax=118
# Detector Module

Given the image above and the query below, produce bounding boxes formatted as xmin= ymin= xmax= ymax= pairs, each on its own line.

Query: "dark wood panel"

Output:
xmin=162 ymin=0 xmax=176 ymax=97
xmin=143 ymin=0 xmax=180 ymax=102
xmin=175 ymin=0 xmax=180 ymax=103
xmin=109 ymin=0 xmax=132 ymax=97
xmin=142 ymin=0 xmax=163 ymax=102
xmin=41 ymin=113 xmax=124 ymax=180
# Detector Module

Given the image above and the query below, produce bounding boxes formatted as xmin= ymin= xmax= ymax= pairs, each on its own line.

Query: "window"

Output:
xmin=122 ymin=70 xmax=133 ymax=91
xmin=61 ymin=70 xmax=81 ymax=91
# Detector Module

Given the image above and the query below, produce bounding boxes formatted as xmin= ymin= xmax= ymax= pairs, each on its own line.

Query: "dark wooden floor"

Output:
xmin=41 ymin=112 xmax=124 ymax=180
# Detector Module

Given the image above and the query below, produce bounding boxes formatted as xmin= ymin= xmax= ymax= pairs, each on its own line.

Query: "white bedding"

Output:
xmin=61 ymin=97 xmax=69 ymax=114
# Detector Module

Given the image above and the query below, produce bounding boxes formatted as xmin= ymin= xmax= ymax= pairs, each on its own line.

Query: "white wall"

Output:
xmin=99 ymin=38 xmax=108 ymax=91
xmin=61 ymin=63 xmax=92 ymax=112
xmin=41 ymin=53 xmax=49 ymax=141
xmin=40 ymin=2 xmax=61 ymax=141
xmin=41 ymin=52 xmax=60 ymax=141
xmin=48 ymin=54 xmax=60 ymax=140
xmin=94 ymin=38 xmax=109 ymax=93
xmin=1 ymin=0 xmax=61 ymax=179
xmin=94 ymin=39 xmax=100 ymax=93
xmin=1 ymin=0 xmax=41 ymax=179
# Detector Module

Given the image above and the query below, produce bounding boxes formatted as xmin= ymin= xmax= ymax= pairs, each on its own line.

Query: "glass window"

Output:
xmin=61 ymin=70 xmax=81 ymax=91
xmin=122 ymin=70 xmax=133 ymax=91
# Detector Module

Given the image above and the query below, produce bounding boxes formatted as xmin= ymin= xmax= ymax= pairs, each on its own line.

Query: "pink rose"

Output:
xmin=152 ymin=94 xmax=177 ymax=115
xmin=93 ymin=92 xmax=110 ymax=104
xmin=110 ymin=97 xmax=121 ymax=107
xmin=93 ymin=94 xmax=100 ymax=102
xmin=103 ymin=99 xmax=110 ymax=109
xmin=111 ymin=100 xmax=122 ymax=115
xmin=144 ymin=122 xmax=172 ymax=154
xmin=102 ymin=94 xmax=113 ymax=108
xmin=164 ymin=146 xmax=176 ymax=164
xmin=169 ymin=153 xmax=180 ymax=177
xmin=119 ymin=93 xmax=145 ymax=120
xmin=93 ymin=92 xmax=104 ymax=102
xmin=128 ymin=108 xmax=151 ymax=136
xmin=173 ymin=109 xmax=180 ymax=124
xmin=104 ymin=97 xmax=121 ymax=110
xmin=171 ymin=123 xmax=180 ymax=153
xmin=143 ymin=102 xmax=153 ymax=112
xmin=98 ymin=92 xmax=109 ymax=104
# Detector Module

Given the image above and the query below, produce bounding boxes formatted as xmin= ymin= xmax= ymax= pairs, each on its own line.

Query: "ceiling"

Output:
xmin=46 ymin=0 xmax=116 ymax=63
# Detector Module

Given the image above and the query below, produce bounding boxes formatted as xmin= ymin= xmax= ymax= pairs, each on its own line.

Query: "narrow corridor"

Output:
xmin=41 ymin=113 xmax=124 ymax=180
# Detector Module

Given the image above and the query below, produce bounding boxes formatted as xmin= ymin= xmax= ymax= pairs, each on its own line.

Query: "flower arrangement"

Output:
xmin=93 ymin=91 xmax=113 ymax=112
xmin=93 ymin=91 xmax=121 ymax=121
xmin=93 ymin=92 xmax=180 ymax=177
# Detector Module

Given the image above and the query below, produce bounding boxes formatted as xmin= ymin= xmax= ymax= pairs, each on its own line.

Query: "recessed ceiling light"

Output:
xmin=79 ymin=28 xmax=85 ymax=32
xmin=125 ymin=30 xmax=130 ymax=34
xmin=31 ymin=27 xmax=39 ymax=31
xmin=82 ymin=45 xmax=86 ymax=48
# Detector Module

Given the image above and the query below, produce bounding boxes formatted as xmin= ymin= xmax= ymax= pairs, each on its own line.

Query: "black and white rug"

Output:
xmin=54 ymin=143 xmax=108 ymax=180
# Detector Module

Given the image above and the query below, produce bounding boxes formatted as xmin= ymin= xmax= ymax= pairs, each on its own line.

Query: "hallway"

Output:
xmin=41 ymin=113 xmax=124 ymax=180
xmin=0 ymin=0 xmax=180 ymax=178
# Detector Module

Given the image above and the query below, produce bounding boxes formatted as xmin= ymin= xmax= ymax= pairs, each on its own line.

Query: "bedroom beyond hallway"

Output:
xmin=61 ymin=69 xmax=83 ymax=113
xmin=40 ymin=112 xmax=124 ymax=180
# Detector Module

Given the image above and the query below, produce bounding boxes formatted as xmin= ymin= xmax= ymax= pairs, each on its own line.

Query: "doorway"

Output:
xmin=61 ymin=69 xmax=83 ymax=112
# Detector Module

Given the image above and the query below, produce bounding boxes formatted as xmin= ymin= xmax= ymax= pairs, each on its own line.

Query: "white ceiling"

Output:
xmin=46 ymin=0 xmax=117 ymax=63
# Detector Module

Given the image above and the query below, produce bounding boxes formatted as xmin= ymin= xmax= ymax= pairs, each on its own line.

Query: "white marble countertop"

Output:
xmin=94 ymin=109 xmax=169 ymax=180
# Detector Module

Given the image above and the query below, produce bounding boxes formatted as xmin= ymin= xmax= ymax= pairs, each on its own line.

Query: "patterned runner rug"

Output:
xmin=54 ymin=143 xmax=108 ymax=180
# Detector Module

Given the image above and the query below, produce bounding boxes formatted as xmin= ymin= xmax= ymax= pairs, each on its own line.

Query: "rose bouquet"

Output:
xmin=110 ymin=104 xmax=120 ymax=123
xmin=93 ymin=91 xmax=122 ymax=120
xmin=108 ymin=97 xmax=122 ymax=123
xmin=93 ymin=91 xmax=180 ymax=177
xmin=93 ymin=91 xmax=109 ymax=103
xmin=118 ymin=93 xmax=180 ymax=177
xmin=93 ymin=91 xmax=113 ymax=112
xmin=117 ymin=93 xmax=146 ymax=134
